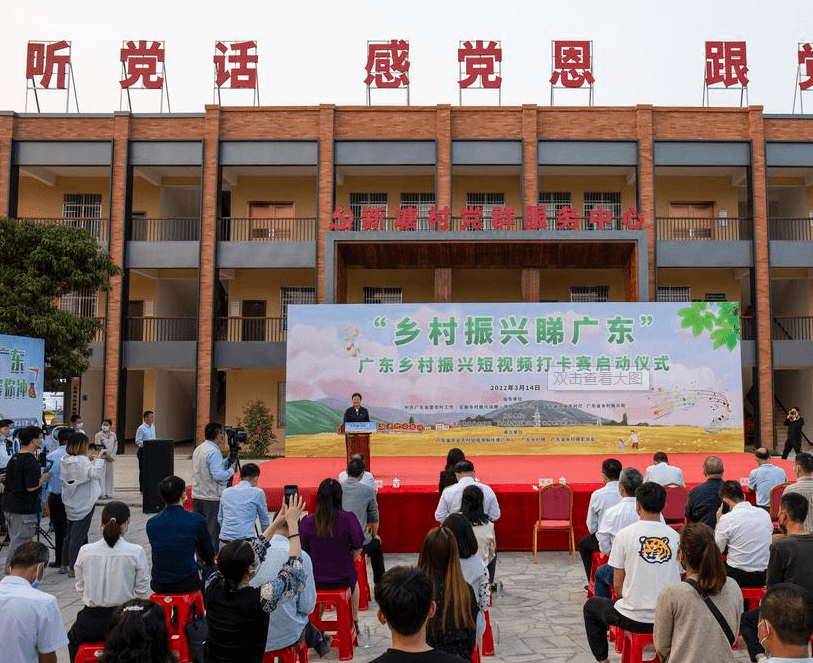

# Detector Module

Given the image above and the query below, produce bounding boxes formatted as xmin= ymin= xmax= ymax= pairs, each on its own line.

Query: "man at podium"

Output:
xmin=343 ymin=393 xmax=369 ymax=424
xmin=339 ymin=393 xmax=372 ymax=471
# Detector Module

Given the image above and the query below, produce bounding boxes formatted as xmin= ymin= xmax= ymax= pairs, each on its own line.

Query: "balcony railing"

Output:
xmin=218 ymin=218 xmax=316 ymax=242
xmin=769 ymin=218 xmax=813 ymax=241
xmin=656 ymin=217 xmax=753 ymax=241
xmin=129 ymin=217 xmax=199 ymax=241
xmin=124 ymin=317 xmax=197 ymax=341
xmin=772 ymin=316 xmax=813 ymax=341
xmin=91 ymin=317 xmax=106 ymax=342
xmin=740 ymin=316 xmax=755 ymax=341
xmin=18 ymin=217 xmax=108 ymax=242
xmin=216 ymin=317 xmax=286 ymax=342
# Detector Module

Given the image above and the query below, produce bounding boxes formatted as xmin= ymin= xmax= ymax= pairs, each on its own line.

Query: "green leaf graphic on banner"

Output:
xmin=677 ymin=302 xmax=740 ymax=351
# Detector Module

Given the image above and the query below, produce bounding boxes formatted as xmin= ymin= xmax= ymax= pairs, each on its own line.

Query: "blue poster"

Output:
xmin=0 ymin=334 xmax=45 ymax=427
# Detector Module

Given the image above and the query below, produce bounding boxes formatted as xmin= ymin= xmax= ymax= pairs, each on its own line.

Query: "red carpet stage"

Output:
xmin=254 ymin=453 xmax=794 ymax=553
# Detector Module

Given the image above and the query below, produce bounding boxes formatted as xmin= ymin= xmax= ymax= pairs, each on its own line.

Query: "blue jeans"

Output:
xmin=594 ymin=563 xmax=614 ymax=599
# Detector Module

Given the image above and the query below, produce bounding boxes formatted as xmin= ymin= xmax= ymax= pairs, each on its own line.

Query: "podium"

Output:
xmin=344 ymin=422 xmax=376 ymax=472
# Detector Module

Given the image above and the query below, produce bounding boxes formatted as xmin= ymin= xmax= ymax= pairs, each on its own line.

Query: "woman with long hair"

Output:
xmin=460 ymin=484 xmax=497 ymax=585
xmin=438 ymin=448 xmax=466 ymax=494
xmin=300 ymin=478 xmax=364 ymax=624
xmin=68 ymin=501 xmax=151 ymax=662
xmin=100 ymin=599 xmax=175 ymax=663
xmin=653 ymin=522 xmax=742 ymax=663
xmin=417 ymin=526 xmax=478 ymax=660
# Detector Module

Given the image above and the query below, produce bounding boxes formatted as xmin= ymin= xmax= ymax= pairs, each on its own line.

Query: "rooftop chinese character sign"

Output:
xmin=0 ymin=334 xmax=45 ymax=428
xmin=284 ymin=303 xmax=744 ymax=458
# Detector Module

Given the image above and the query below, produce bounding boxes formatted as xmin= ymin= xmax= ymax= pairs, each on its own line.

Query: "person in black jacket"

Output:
xmin=343 ymin=393 xmax=370 ymax=424
xmin=782 ymin=407 xmax=805 ymax=460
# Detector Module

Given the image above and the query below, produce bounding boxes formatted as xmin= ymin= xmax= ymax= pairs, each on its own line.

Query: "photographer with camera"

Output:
xmin=192 ymin=423 xmax=236 ymax=550
xmin=783 ymin=407 xmax=806 ymax=460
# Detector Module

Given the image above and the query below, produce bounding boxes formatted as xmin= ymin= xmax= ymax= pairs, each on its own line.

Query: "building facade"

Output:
xmin=1 ymin=104 xmax=811 ymax=449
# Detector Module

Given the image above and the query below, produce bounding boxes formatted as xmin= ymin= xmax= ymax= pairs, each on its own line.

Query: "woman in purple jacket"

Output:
xmin=300 ymin=478 xmax=364 ymax=626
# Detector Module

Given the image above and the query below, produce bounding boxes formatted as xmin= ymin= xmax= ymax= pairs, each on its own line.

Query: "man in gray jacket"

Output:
xmin=340 ymin=454 xmax=385 ymax=586
xmin=191 ymin=423 xmax=235 ymax=549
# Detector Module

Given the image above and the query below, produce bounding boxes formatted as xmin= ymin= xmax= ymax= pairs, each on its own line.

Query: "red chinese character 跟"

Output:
xmin=550 ymin=41 xmax=594 ymax=88
xmin=705 ymin=41 xmax=748 ymax=88
xmin=458 ymin=40 xmax=502 ymax=89
xmin=121 ymin=40 xmax=165 ymax=90
xmin=26 ymin=41 xmax=71 ymax=89
xmin=214 ymin=40 xmax=258 ymax=89
xmin=364 ymin=40 xmax=410 ymax=89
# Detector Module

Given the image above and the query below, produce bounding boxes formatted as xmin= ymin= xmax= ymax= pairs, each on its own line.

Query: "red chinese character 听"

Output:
xmin=458 ymin=40 xmax=502 ymax=89
xmin=395 ymin=207 xmax=418 ymax=231
xmin=330 ymin=207 xmax=353 ymax=231
xmin=26 ymin=41 xmax=71 ymax=89
xmin=361 ymin=207 xmax=386 ymax=231
xmin=556 ymin=206 xmax=580 ymax=230
xmin=524 ymin=206 xmax=548 ymax=230
xmin=428 ymin=206 xmax=450 ymax=231
xmin=120 ymin=40 xmax=165 ymax=90
xmin=621 ymin=208 xmax=644 ymax=230
xmin=491 ymin=206 xmax=515 ymax=230
xmin=214 ymin=40 xmax=258 ymax=89
xmin=550 ymin=41 xmax=594 ymax=88
xmin=799 ymin=43 xmax=813 ymax=91
xmin=705 ymin=41 xmax=748 ymax=88
xmin=460 ymin=207 xmax=483 ymax=231
xmin=364 ymin=40 xmax=410 ymax=89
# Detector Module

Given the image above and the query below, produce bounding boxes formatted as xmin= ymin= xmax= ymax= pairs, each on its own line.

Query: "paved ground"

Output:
xmin=1 ymin=447 xmax=753 ymax=663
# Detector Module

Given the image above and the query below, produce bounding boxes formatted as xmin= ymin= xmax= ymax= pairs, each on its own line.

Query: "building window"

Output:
xmin=349 ymin=193 xmax=387 ymax=231
xmin=583 ymin=192 xmax=622 ymax=229
xmin=277 ymin=382 xmax=286 ymax=428
xmin=60 ymin=289 xmax=98 ymax=318
xmin=466 ymin=193 xmax=504 ymax=230
xmin=364 ymin=287 xmax=402 ymax=304
xmin=280 ymin=287 xmax=316 ymax=330
xmin=63 ymin=193 xmax=102 ymax=219
xmin=538 ymin=191 xmax=571 ymax=227
xmin=571 ymin=286 xmax=609 ymax=302
xmin=400 ymin=193 xmax=436 ymax=230
xmin=657 ymin=286 xmax=691 ymax=302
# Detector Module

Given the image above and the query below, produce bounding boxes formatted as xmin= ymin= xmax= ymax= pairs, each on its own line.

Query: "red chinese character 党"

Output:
xmin=214 ymin=40 xmax=258 ymax=89
xmin=458 ymin=40 xmax=502 ymax=89
xmin=588 ymin=207 xmax=614 ymax=230
xmin=461 ymin=207 xmax=483 ymax=231
xmin=621 ymin=208 xmax=644 ymax=230
xmin=120 ymin=40 xmax=165 ymax=90
xmin=491 ymin=206 xmax=515 ymax=230
xmin=556 ymin=206 xmax=580 ymax=230
xmin=524 ymin=206 xmax=548 ymax=230
xmin=364 ymin=40 xmax=410 ymax=89
xmin=705 ymin=41 xmax=748 ymax=88
xmin=550 ymin=41 xmax=594 ymax=88
xmin=330 ymin=207 xmax=353 ymax=231
xmin=799 ymin=43 xmax=813 ymax=91
xmin=428 ymin=206 xmax=450 ymax=231
xmin=361 ymin=207 xmax=386 ymax=231
xmin=26 ymin=41 xmax=71 ymax=89
xmin=395 ymin=207 xmax=418 ymax=231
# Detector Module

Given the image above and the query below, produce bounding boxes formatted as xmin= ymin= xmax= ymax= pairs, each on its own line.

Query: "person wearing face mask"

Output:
xmin=94 ymin=419 xmax=117 ymax=499
xmin=755 ymin=583 xmax=813 ymax=662
xmin=740 ymin=492 xmax=813 ymax=662
xmin=0 ymin=541 xmax=69 ymax=663
xmin=69 ymin=414 xmax=84 ymax=432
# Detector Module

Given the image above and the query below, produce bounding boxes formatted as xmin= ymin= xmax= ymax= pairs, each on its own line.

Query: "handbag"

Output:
xmin=683 ymin=578 xmax=736 ymax=647
xmin=184 ymin=602 xmax=207 ymax=663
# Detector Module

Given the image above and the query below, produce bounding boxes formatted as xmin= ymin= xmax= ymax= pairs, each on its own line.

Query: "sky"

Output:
xmin=3 ymin=0 xmax=813 ymax=113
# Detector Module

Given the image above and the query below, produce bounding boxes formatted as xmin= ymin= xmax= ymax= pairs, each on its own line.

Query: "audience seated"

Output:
xmin=583 ymin=482 xmax=681 ymax=663
xmin=782 ymin=452 xmax=813 ymax=531
xmin=340 ymin=454 xmax=386 ymax=586
xmin=748 ymin=448 xmax=788 ymax=510
xmin=653 ymin=522 xmax=742 ymax=663
xmin=146 ymin=475 xmax=215 ymax=594
xmin=438 ymin=448 xmax=465 ymax=494
xmin=714 ymin=480 xmax=773 ymax=587
xmin=644 ymin=451 xmax=685 ymax=486
xmin=417 ymin=526 xmax=478 ymax=661
xmin=339 ymin=453 xmax=378 ymax=492
xmin=685 ymin=456 xmax=724 ymax=528
xmin=578 ymin=458 xmax=623 ymax=583
xmin=435 ymin=460 xmax=500 ymax=524
xmin=99 ymin=598 xmax=176 ymax=663
xmin=217 ymin=462 xmax=271 ymax=548
xmin=754 ymin=584 xmax=813 ymax=662
xmin=368 ymin=565 xmax=471 ymax=663
xmin=460 ymin=484 xmax=497 ymax=586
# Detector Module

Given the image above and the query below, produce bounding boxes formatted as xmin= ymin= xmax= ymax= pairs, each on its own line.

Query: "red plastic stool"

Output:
xmin=741 ymin=586 xmax=766 ymax=610
xmin=354 ymin=553 xmax=371 ymax=611
xmin=587 ymin=551 xmax=609 ymax=598
xmin=621 ymin=631 xmax=660 ymax=663
xmin=482 ymin=609 xmax=495 ymax=656
xmin=263 ymin=641 xmax=309 ymax=663
xmin=310 ymin=588 xmax=357 ymax=661
xmin=471 ymin=644 xmax=481 ymax=663
xmin=150 ymin=591 xmax=205 ymax=663
xmin=75 ymin=643 xmax=105 ymax=663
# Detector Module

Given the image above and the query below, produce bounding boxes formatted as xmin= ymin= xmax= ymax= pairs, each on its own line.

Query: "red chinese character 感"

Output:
xmin=364 ymin=40 xmax=410 ymax=89
xmin=214 ymin=40 xmax=258 ymax=89
xmin=461 ymin=207 xmax=483 ymax=231
xmin=621 ymin=208 xmax=644 ymax=230
xmin=120 ymin=40 xmax=165 ymax=89
xmin=491 ymin=206 xmax=515 ymax=230
xmin=550 ymin=41 xmax=594 ymax=88
xmin=799 ymin=43 xmax=813 ymax=91
xmin=395 ymin=207 xmax=418 ymax=231
xmin=428 ymin=206 xmax=450 ymax=231
xmin=330 ymin=207 xmax=353 ymax=231
xmin=556 ymin=206 xmax=580 ymax=230
xmin=458 ymin=40 xmax=502 ymax=89
xmin=361 ymin=207 xmax=386 ymax=231
xmin=26 ymin=41 xmax=71 ymax=89
xmin=705 ymin=41 xmax=748 ymax=88
xmin=524 ymin=206 xmax=548 ymax=230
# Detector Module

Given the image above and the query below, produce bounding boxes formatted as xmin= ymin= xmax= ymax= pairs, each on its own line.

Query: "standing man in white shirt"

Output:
xmin=714 ymin=479 xmax=773 ymax=588
xmin=583 ymin=482 xmax=681 ymax=663
xmin=0 ymin=541 xmax=69 ymax=663
xmin=134 ymin=410 xmax=155 ymax=494
xmin=784 ymin=452 xmax=813 ymax=532
xmin=644 ymin=451 xmax=685 ymax=486
xmin=578 ymin=458 xmax=623 ymax=583
xmin=434 ymin=460 xmax=500 ymax=523
xmin=191 ymin=422 xmax=236 ymax=549
xmin=748 ymin=447 xmax=788 ymax=510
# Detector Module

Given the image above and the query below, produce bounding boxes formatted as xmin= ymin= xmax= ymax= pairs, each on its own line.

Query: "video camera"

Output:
xmin=223 ymin=426 xmax=247 ymax=465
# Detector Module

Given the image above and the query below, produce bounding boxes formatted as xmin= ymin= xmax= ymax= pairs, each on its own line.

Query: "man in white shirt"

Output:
xmin=583 ymin=482 xmax=681 ymax=663
xmin=644 ymin=451 xmax=685 ymax=486
xmin=338 ymin=453 xmax=377 ymax=492
xmin=192 ymin=422 xmax=236 ymax=548
xmin=217 ymin=462 xmax=270 ymax=548
xmin=434 ymin=460 xmax=500 ymax=523
xmin=0 ymin=541 xmax=69 ymax=663
xmin=783 ymin=452 xmax=813 ymax=532
xmin=134 ymin=410 xmax=156 ymax=494
xmin=714 ymin=479 xmax=773 ymax=588
xmin=578 ymin=458 xmax=623 ymax=582
xmin=749 ymin=447 xmax=788 ymax=509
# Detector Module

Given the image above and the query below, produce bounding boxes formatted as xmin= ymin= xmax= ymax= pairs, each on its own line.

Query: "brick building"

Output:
xmin=1 ymin=104 xmax=811 ymax=448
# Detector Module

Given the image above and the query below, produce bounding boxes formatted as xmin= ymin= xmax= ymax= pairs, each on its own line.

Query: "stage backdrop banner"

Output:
xmin=0 ymin=334 xmax=45 ymax=427
xmin=285 ymin=303 xmax=744 ymax=457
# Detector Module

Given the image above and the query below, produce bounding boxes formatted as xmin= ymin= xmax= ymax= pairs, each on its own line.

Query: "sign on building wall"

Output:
xmin=0 ymin=334 xmax=45 ymax=427
xmin=284 ymin=302 xmax=744 ymax=457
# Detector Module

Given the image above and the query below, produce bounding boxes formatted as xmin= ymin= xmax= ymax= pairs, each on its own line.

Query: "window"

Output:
xmin=538 ymin=191 xmax=571 ymax=228
xmin=280 ymin=287 xmax=316 ymax=331
xmin=400 ymin=193 xmax=436 ymax=230
xmin=60 ymin=289 xmax=98 ymax=318
xmin=466 ymin=193 xmax=504 ymax=230
xmin=657 ymin=286 xmax=691 ymax=302
xmin=583 ymin=192 xmax=622 ymax=230
xmin=63 ymin=194 xmax=102 ymax=219
xmin=277 ymin=382 xmax=286 ymax=428
xmin=349 ymin=193 xmax=388 ymax=231
xmin=364 ymin=287 xmax=402 ymax=304
xmin=571 ymin=286 xmax=609 ymax=302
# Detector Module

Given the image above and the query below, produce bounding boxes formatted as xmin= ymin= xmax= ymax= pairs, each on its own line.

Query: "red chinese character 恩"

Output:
xmin=491 ymin=206 xmax=515 ymax=230
xmin=458 ymin=40 xmax=502 ymax=89
xmin=550 ymin=41 xmax=594 ymax=88
xmin=705 ymin=41 xmax=748 ymax=88
xmin=330 ymin=207 xmax=353 ymax=231
xmin=395 ymin=207 xmax=418 ymax=231
xmin=361 ymin=207 xmax=386 ymax=231
xmin=556 ymin=206 xmax=580 ymax=230
xmin=26 ymin=41 xmax=71 ymax=89
xmin=461 ymin=207 xmax=483 ymax=231
xmin=214 ymin=41 xmax=258 ymax=89
xmin=120 ymin=40 xmax=165 ymax=89
xmin=799 ymin=43 xmax=813 ymax=91
xmin=428 ymin=206 xmax=450 ymax=231
xmin=588 ymin=207 xmax=614 ymax=230
xmin=621 ymin=208 xmax=644 ymax=230
xmin=524 ymin=206 xmax=548 ymax=230
xmin=364 ymin=40 xmax=410 ymax=89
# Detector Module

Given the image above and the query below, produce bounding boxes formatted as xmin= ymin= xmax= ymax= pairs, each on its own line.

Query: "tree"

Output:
xmin=0 ymin=218 xmax=120 ymax=383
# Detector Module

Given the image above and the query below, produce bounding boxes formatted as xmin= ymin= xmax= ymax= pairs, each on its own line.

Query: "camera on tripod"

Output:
xmin=223 ymin=426 xmax=247 ymax=465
